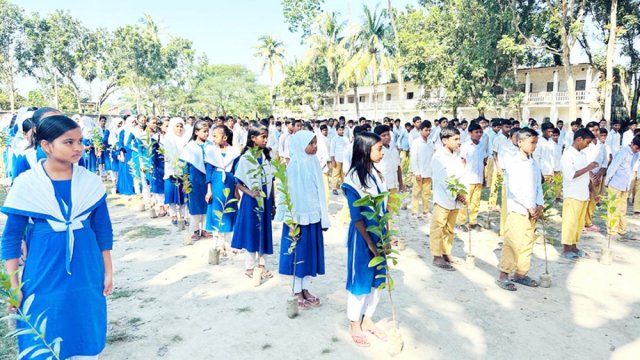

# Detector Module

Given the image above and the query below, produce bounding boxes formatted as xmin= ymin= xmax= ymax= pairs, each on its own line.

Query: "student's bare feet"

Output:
xmin=302 ymin=289 xmax=321 ymax=307
xmin=349 ymin=322 xmax=370 ymax=347
xmin=296 ymin=292 xmax=311 ymax=310
xmin=433 ymin=256 xmax=455 ymax=271
xmin=442 ymin=254 xmax=461 ymax=265
xmin=361 ymin=317 xmax=388 ymax=342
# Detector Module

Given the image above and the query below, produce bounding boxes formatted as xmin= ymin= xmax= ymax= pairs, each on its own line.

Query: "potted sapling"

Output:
xmin=446 ymin=176 xmax=471 ymax=267
xmin=599 ymin=188 xmax=619 ymax=265
xmin=484 ymin=176 xmax=503 ymax=230
xmin=354 ymin=190 xmax=404 ymax=356
xmin=209 ymin=187 xmax=238 ymax=265
xmin=176 ymin=161 xmax=192 ymax=240
xmin=245 ymin=147 xmax=269 ymax=286
xmin=538 ymin=174 xmax=562 ymax=288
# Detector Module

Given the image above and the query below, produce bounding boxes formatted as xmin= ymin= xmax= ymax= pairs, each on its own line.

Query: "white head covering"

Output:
xmin=108 ymin=117 xmax=124 ymax=145
xmin=81 ymin=116 xmax=100 ymax=138
xmin=163 ymin=117 xmax=190 ymax=178
xmin=121 ymin=116 xmax=138 ymax=143
xmin=283 ymin=130 xmax=330 ymax=228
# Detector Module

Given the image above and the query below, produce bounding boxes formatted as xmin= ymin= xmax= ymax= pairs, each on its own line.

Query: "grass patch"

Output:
xmin=235 ymin=306 xmax=252 ymax=313
xmin=120 ymin=225 xmax=170 ymax=240
xmin=331 ymin=336 xmax=339 ymax=343
xmin=127 ymin=317 xmax=142 ymax=325
xmin=261 ymin=344 xmax=272 ymax=350
xmin=322 ymin=348 xmax=332 ymax=354
xmin=107 ymin=329 xmax=132 ymax=344
xmin=171 ymin=335 xmax=183 ymax=343
xmin=110 ymin=288 xmax=134 ymax=300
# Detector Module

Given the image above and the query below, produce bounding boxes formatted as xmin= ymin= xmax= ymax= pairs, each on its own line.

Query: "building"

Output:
xmin=274 ymin=63 xmax=602 ymax=123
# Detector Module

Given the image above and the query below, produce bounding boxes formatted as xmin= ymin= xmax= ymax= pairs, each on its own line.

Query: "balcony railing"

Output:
xmin=524 ymin=91 xmax=588 ymax=104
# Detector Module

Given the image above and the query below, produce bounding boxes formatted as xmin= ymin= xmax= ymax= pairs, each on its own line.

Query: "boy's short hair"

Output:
xmin=440 ymin=126 xmax=460 ymax=140
xmin=574 ymin=128 xmax=595 ymax=141
xmin=419 ymin=120 xmax=432 ymax=130
xmin=468 ymin=123 xmax=482 ymax=132
xmin=373 ymin=125 xmax=391 ymax=136
xmin=633 ymin=135 xmax=640 ymax=148
xmin=599 ymin=128 xmax=608 ymax=135
xmin=541 ymin=122 xmax=555 ymax=131
xmin=552 ymin=128 xmax=561 ymax=135
xmin=517 ymin=127 xmax=539 ymax=142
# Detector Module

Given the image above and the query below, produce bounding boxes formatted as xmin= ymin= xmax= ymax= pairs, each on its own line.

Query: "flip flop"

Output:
xmin=433 ymin=262 xmax=456 ymax=271
xmin=304 ymin=294 xmax=321 ymax=307
xmin=560 ymin=251 xmax=579 ymax=262
xmin=575 ymin=249 xmax=591 ymax=258
xmin=495 ymin=279 xmax=517 ymax=291
xmin=511 ymin=275 xmax=539 ymax=288
xmin=244 ymin=268 xmax=254 ymax=279
xmin=349 ymin=331 xmax=370 ymax=347
xmin=365 ymin=327 xmax=388 ymax=342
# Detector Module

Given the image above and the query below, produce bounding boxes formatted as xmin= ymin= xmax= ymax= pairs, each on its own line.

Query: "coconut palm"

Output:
xmin=255 ymin=35 xmax=286 ymax=110
xmin=304 ymin=11 xmax=346 ymax=109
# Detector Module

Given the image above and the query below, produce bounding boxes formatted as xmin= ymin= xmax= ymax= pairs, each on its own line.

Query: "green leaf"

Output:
xmin=22 ymin=295 xmax=35 ymax=315
xmin=30 ymin=349 xmax=52 ymax=358
xmin=17 ymin=345 xmax=38 ymax=360
xmin=368 ymin=256 xmax=386 ymax=268
xmin=39 ymin=317 xmax=48 ymax=335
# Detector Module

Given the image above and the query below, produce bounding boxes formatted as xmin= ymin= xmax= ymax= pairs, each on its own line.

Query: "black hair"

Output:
xmin=99 ymin=115 xmax=107 ymax=121
xmin=190 ymin=120 xmax=209 ymax=141
xmin=440 ymin=126 xmax=460 ymax=141
xmin=22 ymin=118 xmax=35 ymax=133
xmin=570 ymin=120 xmax=580 ymax=127
xmin=320 ymin=124 xmax=328 ymax=131
xmin=574 ymin=128 xmax=595 ymax=141
xmin=353 ymin=125 xmax=368 ymax=137
xmin=599 ymin=128 xmax=608 ymax=135
xmin=349 ymin=132 xmax=381 ymax=189
xmin=412 ymin=116 xmax=422 ymax=123
xmin=633 ymin=135 xmax=640 ymax=148
xmin=275 ymin=121 xmax=282 ymax=127
xmin=243 ymin=123 xmax=271 ymax=161
xmin=557 ymin=120 xmax=564 ymax=125
xmin=36 ymin=115 xmax=80 ymax=145
xmin=32 ymin=107 xmax=61 ymax=127
xmin=541 ymin=122 xmax=555 ymax=131
xmin=586 ymin=121 xmax=599 ymax=130
xmin=467 ymin=123 xmax=482 ymax=133
xmin=373 ymin=124 xmax=391 ymax=136
xmin=419 ymin=120 xmax=432 ymax=130
xmin=500 ymin=119 xmax=512 ymax=126
xmin=214 ymin=125 xmax=234 ymax=145
xmin=552 ymin=128 xmax=561 ymax=135
xmin=517 ymin=127 xmax=539 ymax=141
xmin=337 ymin=124 xmax=345 ymax=130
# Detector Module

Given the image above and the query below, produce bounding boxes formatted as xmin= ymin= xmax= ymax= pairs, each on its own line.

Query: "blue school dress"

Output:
xmin=205 ymin=158 xmax=239 ymax=232
xmin=1 ymin=172 xmax=113 ymax=359
xmin=150 ymin=139 xmax=165 ymax=194
xmin=230 ymin=158 xmax=273 ymax=255
xmin=12 ymin=147 xmax=46 ymax=181
xmin=186 ymin=144 xmax=207 ymax=216
xmin=102 ymin=129 xmax=111 ymax=172
xmin=279 ymin=222 xmax=325 ymax=277
xmin=116 ymin=131 xmax=135 ymax=195
xmin=341 ymin=176 xmax=387 ymax=296
xmin=82 ymin=139 xmax=98 ymax=173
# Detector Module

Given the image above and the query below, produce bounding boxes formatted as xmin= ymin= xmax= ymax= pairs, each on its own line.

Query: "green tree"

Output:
xmin=281 ymin=0 xmax=325 ymax=40
xmin=255 ymin=35 xmax=286 ymax=111
xmin=277 ymin=59 xmax=332 ymax=117
xmin=0 ymin=0 xmax=24 ymax=112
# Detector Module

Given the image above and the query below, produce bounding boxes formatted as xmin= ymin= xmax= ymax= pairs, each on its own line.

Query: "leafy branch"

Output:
xmin=446 ymin=175 xmax=467 ymax=201
xmin=212 ymin=187 xmax=238 ymax=233
xmin=599 ymin=188 xmax=620 ymax=249
xmin=90 ymin=128 xmax=104 ymax=158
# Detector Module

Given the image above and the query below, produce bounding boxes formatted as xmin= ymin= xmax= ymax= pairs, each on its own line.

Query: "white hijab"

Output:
xmin=204 ymin=144 xmax=241 ymax=182
xmin=108 ymin=117 xmax=124 ymax=145
xmin=121 ymin=116 xmax=137 ymax=144
xmin=281 ymin=130 xmax=330 ymax=228
xmin=163 ymin=117 xmax=190 ymax=178
xmin=81 ymin=116 xmax=101 ymax=139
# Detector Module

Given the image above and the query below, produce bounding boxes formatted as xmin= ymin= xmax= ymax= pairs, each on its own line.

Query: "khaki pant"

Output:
xmin=456 ymin=183 xmax=482 ymax=225
xmin=585 ymin=180 xmax=604 ymax=227
xmin=429 ymin=203 xmax=459 ymax=256
xmin=484 ymin=157 xmax=494 ymax=188
xmin=489 ymin=173 xmax=502 ymax=209
xmin=632 ymin=176 xmax=640 ymax=213
xmin=554 ymin=171 xmax=563 ymax=199
xmin=332 ymin=162 xmax=344 ymax=190
xmin=561 ymin=198 xmax=589 ymax=246
xmin=500 ymin=181 xmax=508 ymax=236
xmin=499 ymin=212 xmax=536 ymax=276
xmin=411 ymin=177 xmax=432 ymax=215
xmin=608 ymin=187 xmax=629 ymax=235
xmin=400 ymin=150 xmax=409 ymax=161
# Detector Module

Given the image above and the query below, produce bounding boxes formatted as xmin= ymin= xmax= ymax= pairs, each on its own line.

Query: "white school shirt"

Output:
xmin=410 ymin=136 xmax=435 ymax=178
xmin=506 ymin=152 xmax=544 ymax=216
xmin=552 ymin=140 xmax=563 ymax=172
xmin=563 ymin=130 xmax=575 ymax=150
xmin=492 ymin=134 xmax=511 ymax=170
xmin=409 ymin=128 xmax=420 ymax=143
xmin=379 ymin=144 xmax=401 ymax=189
xmin=561 ymin=146 xmax=590 ymax=201
xmin=317 ymin=134 xmax=331 ymax=174
xmin=431 ymin=147 xmax=465 ymax=210
xmin=342 ymin=140 xmax=353 ymax=175
xmin=606 ymin=130 xmax=621 ymax=154
xmin=278 ymin=132 xmax=290 ymax=159
xmin=583 ymin=142 xmax=608 ymax=175
xmin=330 ymin=135 xmax=347 ymax=163
xmin=460 ymin=139 xmax=486 ymax=185
xmin=622 ymin=129 xmax=636 ymax=146
xmin=533 ymin=137 xmax=555 ymax=176
xmin=459 ymin=129 xmax=469 ymax=143
xmin=605 ymin=145 xmax=636 ymax=192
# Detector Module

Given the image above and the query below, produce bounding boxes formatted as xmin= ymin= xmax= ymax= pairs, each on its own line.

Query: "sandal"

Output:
xmin=443 ymin=255 xmax=462 ymax=265
xmin=560 ymin=251 xmax=579 ymax=262
xmin=349 ymin=331 xmax=370 ymax=348
xmin=495 ymin=279 xmax=517 ymax=291
xmin=245 ymin=268 xmax=254 ymax=279
xmin=575 ymin=249 xmax=590 ymax=258
xmin=260 ymin=267 xmax=274 ymax=279
xmin=511 ymin=275 xmax=539 ymax=288
xmin=200 ymin=230 xmax=214 ymax=239
xmin=171 ymin=217 xmax=178 ymax=226
xmin=298 ymin=298 xmax=311 ymax=310
xmin=433 ymin=261 xmax=456 ymax=271
xmin=303 ymin=291 xmax=321 ymax=307
xmin=364 ymin=327 xmax=388 ymax=342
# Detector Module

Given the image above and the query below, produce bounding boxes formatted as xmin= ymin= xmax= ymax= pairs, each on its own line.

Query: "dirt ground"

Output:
xmin=96 ymin=189 xmax=640 ymax=360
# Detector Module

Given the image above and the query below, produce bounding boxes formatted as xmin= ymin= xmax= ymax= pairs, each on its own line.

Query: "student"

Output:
xmin=116 ymin=116 xmax=137 ymax=195
xmin=330 ymin=124 xmax=348 ymax=195
xmin=2 ymin=115 xmax=113 ymax=359
xmin=232 ymin=124 xmax=275 ymax=280
xmin=430 ymin=127 xmax=466 ymax=271
xmin=97 ymin=116 xmax=110 ymax=179
xmin=163 ymin=117 xmax=190 ymax=225
xmin=341 ymin=132 xmax=388 ymax=347
xmin=150 ymin=118 xmax=168 ymax=216
xmin=205 ymin=125 xmax=240 ymax=255
xmin=495 ymin=128 xmax=543 ymax=291
xmin=456 ymin=123 xmax=486 ymax=231
xmin=408 ymin=116 xmax=422 ymax=143
xmin=81 ymin=116 xmax=100 ymax=173
xmin=551 ymin=128 xmax=563 ymax=200
xmin=582 ymin=122 xmax=608 ymax=232
xmin=598 ymin=128 xmax=613 ymax=164
xmin=564 ymin=120 xmax=580 ymax=150
xmin=603 ymin=135 xmax=640 ymax=240
xmin=489 ymin=119 xmax=512 ymax=210
xmin=409 ymin=120 xmax=434 ymax=217
xmin=622 ymin=121 xmax=637 ymax=146
xmin=180 ymin=120 xmax=213 ymax=241
xmin=606 ymin=120 xmax=622 ymax=154
xmin=560 ymin=129 xmax=599 ymax=260
xmin=107 ymin=117 xmax=124 ymax=184
xmin=278 ymin=130 xmax=329 ymax=309
xmin=374 ymin=125 xmax=404 ymax=195
xmin=533 ymin=122 xmax=556 ymax=184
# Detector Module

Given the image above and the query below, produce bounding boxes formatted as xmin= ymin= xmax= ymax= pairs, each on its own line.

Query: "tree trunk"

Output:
xmin=604 ymin=0 xmax=617 ymax=121
xmin=354 ymin=85 xmax=360 ymax=118
xmin=631 ymin=74 xmax=639 ymax=121
xmin=387 ymin=0 xmax=404 ymax=115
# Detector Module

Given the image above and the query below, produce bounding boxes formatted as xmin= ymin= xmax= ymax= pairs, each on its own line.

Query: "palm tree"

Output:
xmin=339 ymin=4 xmax=392 ymax=120
xmin=255 ymin=35 xmax=285 ymax=111
xmin=304 ymin=11 xmax=346 ymax=111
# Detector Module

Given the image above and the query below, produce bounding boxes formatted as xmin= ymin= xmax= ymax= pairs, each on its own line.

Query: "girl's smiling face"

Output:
xmin=195 ymin=124 xmax=209 ymax=142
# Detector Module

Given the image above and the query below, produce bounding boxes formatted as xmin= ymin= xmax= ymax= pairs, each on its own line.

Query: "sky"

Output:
xmin=13 ymin=0 xmax=416 ymax=95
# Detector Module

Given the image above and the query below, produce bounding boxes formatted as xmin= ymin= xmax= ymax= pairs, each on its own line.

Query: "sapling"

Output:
xmin=446 ymin=176 xmax=470 ymax=261
xmin=487 ymin=176 xmax=503 ymax=230
xmin=599 ymin=188 xmax=620 ymax=265
xmin=210 ymin=187 xmax=238 ymax=264
xmin=539 ymin=174 xmax=562 ymax=287
xmin=354 ymin=190 xmax=404 ymax=355
xmin=0 ymin=271 xmax=62 ymax=359
xmin=90 ymin=128 xmax=105 ymax=159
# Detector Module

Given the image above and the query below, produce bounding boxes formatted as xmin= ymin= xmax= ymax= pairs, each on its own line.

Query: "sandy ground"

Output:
xmin=92 ymin=187 xmax=640 ymax=360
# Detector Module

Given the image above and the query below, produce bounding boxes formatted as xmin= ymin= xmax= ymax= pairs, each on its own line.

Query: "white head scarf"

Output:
xmin=81 ymin=116 xmax=100 ymax=139
xmin=121 ymin=116 xmax=138 ymax=143
xmin=284 ymin=130 xmax=330 ymax=228
xmin=163 ymin=117 xmax=190 ymax=178
xmin=108 ymin=117 xmax=124 ymax=145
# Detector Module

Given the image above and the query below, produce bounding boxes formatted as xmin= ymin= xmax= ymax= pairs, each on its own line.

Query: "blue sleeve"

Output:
xmin=90 ymin=200 xmax=113 ymax=251
xmin=206 ymin=163 xmax=214 ymax=184
xmin=12 ymin=156 xmax=30 ymax=182
xmin=344 ymin=187 xmax=364 ymax=222
xmin=1 ymin=213 xmax=29 ymax=260
xmin=83 ymin=139 xmax=92 ymax=147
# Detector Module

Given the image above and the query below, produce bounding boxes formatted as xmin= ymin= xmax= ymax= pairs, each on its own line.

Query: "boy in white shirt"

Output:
xmin=409 ymin=120 xmax=434 ymax=217
xmin=374 ymin=125 xmax=404 ymax=194
xmin=606 ymin=120 xmax=622 ymax=154
xmin=560 ymin=129 xmax=599 ymax=260
xmin=582 ymin=122 xmax=608 ymax=232
xmin=456 ymin=123 xmax=486 ymax=231
xmin=408 ymin=116 xmax=422 ymax=144
xmin=604 ymin=135 xmax=640 ymax=240
xmin=533 ymin=122 xmax=556 ymax=184
xmin=551 ymin=128 xmax=563 ymax=200
xmin=330 ymin=124 xmax=348 ymax=195
xmin=430 ymin=127 xmax=466 ymax=271
xmin=496 ymin=128 xmax=544 ymax=291
xmin=489 ymin=119 xmax=512 ymax=210
xmin=621 ymin=121 xmax=637 ymax=146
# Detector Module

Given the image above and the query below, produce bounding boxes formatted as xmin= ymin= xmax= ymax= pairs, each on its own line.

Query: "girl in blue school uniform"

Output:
xmin=231 ymin=123 xmax=275 ymax=280
xmin=97 ymin=115 xmax=110 ymax=179
xmin=205 ymin=125 xmax=240 ymax=256
xmin=1 ymin=115 xmax=114 ymax=359
xmin=107 ymin=118 xmax=124 ymax=184
xmin=341 ymin=132 xmax=388 ymax=348
xmin=163 ymin=117 xmax=190 ymax=225
xmin=150 ymin=118 xmax=168 ymax=216
xmin=180 ymin=120 xmax=213 ymax=241
xmin=116 ymin=116 xmax=136 ymax=195
xmin=278 ymin=130 xmax=329 ymax=309
xmin=81 ymin=116 xmax=100 ymax=174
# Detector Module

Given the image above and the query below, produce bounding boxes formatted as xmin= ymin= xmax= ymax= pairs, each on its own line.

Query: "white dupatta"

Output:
xmin=204 ymin=144 xmax=241 ymax=182
xmin=2 ymin=160 xmax=106 ymax=274
xmin=180 ymin=140 xmax=209 ymax=175
xmin=235 ymin=149 xmax=274 ymax=198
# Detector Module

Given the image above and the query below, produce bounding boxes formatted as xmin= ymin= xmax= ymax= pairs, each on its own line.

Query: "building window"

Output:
xmin=347 ymin=96 xmax=354 ymax=104
xmin=547 ymin=82 xmax=554 ymax=92
xmin=339 ymin=97 xmax=344 ymax=104
xmin=386 ymin=93 xmax=391 ymax=101
xmin=359 ymin=95 xmax=366 ymax=103
xmin=406 ymin=92 xmax=414 ymax=100
xmin=576 ymin=80 xmax=586 ymax=91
